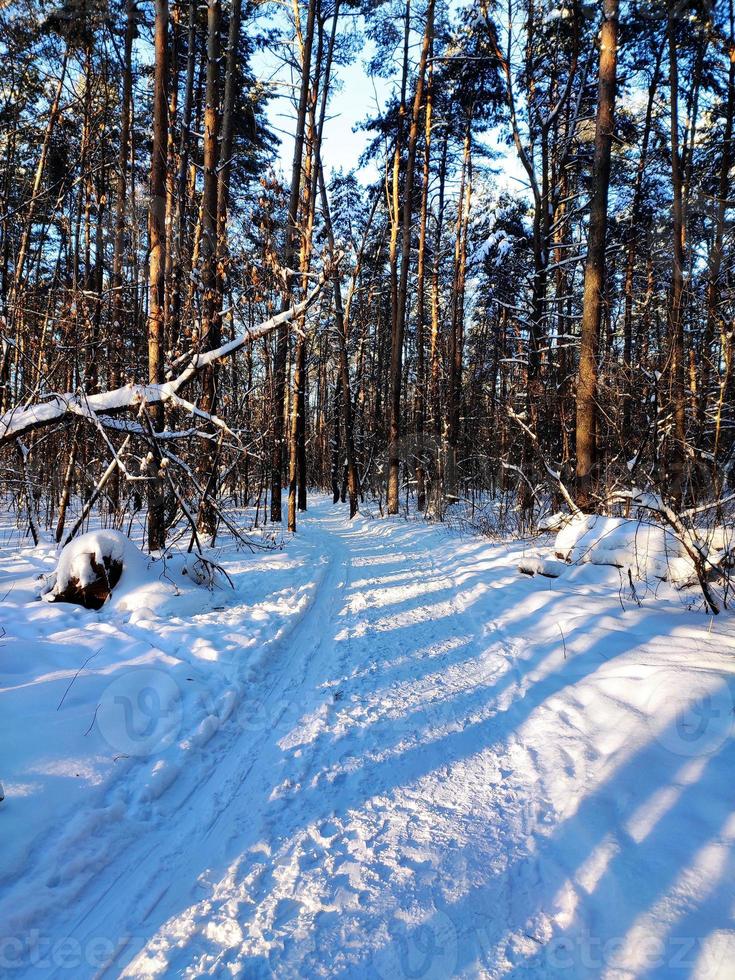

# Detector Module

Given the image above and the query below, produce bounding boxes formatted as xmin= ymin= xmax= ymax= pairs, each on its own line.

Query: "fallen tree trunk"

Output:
xmin=0 ymin=270 xmax=330 ymax=447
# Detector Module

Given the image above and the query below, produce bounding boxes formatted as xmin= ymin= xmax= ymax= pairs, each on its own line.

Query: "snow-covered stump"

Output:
xmin=43 ymin=529 xmax=147 ymax=610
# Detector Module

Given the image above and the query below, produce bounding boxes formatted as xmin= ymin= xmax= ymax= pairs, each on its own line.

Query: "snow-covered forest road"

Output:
xmin=2 ymin=499 xmax=735 ymax=978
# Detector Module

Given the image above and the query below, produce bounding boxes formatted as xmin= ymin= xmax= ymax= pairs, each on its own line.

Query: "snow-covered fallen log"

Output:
xmin=0 ymin=269 xmax=329 ymax=446
xmin=518 ymin=555 xmax=565 ymax=578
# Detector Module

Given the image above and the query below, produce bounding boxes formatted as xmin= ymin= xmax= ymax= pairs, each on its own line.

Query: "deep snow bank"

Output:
xmin=555 ymin=514 xmax=697 ymax=586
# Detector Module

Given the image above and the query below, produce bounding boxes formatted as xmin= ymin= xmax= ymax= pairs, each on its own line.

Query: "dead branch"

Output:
xmin=506 ymin=406 xmax=582 ymax=516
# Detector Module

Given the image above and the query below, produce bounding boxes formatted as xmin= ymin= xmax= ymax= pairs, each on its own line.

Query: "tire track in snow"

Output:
xmin=0 ymin=519 xmax=351 ymax=977
xmin=194 ymin=516 xmax=538 ymax=978
xmin=96 ymin=533 xmax=352 ymax=974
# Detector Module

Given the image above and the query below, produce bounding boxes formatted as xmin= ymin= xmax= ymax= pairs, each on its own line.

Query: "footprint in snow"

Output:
xmin=318 ymin=820 xmax=340 ymax=839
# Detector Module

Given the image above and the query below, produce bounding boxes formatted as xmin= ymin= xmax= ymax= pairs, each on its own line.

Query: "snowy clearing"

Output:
xmin=1 ymin=497 xmax=735 ymax=978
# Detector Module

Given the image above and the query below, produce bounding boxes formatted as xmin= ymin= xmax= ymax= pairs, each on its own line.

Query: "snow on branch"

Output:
xmin=607 ymin=490 xmax=722 ymax=615
xmin=0 ymin=266 xmax=332 ymax=447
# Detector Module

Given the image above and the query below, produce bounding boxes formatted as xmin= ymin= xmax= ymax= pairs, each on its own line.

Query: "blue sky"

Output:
xmin=251 ymin=23 xmax=390 ymax=183
xmin=249 ymin=3 xmax=529 ymax=201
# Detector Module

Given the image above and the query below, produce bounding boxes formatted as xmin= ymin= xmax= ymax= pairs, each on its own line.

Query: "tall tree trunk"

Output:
xmin=574 ymin=0 xmax=619 ymax=510
xmin=444 ymin=121 xmax=472 ymax=501
xmin=385 ymin=1 xmax=411 ymax=515
xmin=169 ymin=0 xmax=197 ymax=352
xmin=216 ymin=0 xmax=243 ymax=308
xmin=414 ymin=47 xmax=432 ymax=513
xmin=702 ymin=10 xmax=735 ymax=475
xmin=622 ymin=38 xmax=663 ymax=439
xmin=667 ymin=7 xmax=688 ymax=505
xmin=164 ymin=2 xmax=181 ymax=355
xmin=387 ymin=0 xmax=433 ymax=514
xmin=427 ymin=129 xmax=448 ymax=516
xmin=318 ymin=167 xmax=359 ymax=518
xmin=272 ymin=0 xmax=316 ymax=523
xmin=287 ymin=330 xmax=306 ymax=531
xmin=147 ymin=0 xmax=169 ymax=551
xmin=289 ymin=7 xmax=330 ymax=531
xmin=197 ymin=0 xmax=222 ymax=537
xmin=110 ymin=0 xmax=135 ymax=392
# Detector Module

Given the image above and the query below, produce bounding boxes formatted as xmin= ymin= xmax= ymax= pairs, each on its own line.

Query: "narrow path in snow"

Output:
xmin=3 ymin=499 xmax=735 ymax=979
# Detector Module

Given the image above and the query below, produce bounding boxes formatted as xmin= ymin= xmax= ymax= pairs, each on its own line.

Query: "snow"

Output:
xmin=545 ymin=8 xmax=572 ymax=23
xmin=554 ymin=514 xmax=698 ymax=586
xmin=45 ymin=528 xmax=148 ymax=599
xmin=1 ymin=497 xmax=734 ymax=977
xmin=538 ymin=510 xmax=572 ymax=533
xmin=517 ymin=554 xmax=564 ymax=578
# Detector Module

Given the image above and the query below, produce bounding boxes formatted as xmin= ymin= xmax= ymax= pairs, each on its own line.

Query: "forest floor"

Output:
xmin=1 ymin=497 xmax=735 ymax=978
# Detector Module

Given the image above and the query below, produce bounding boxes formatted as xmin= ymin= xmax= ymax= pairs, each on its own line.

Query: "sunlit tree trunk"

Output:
xmin=197 ymin=0 xmax=222 ymax=537
xmin=704 ymin=13 xmax=734 ymax=477
xmin=273 ymin=0 xmax=316 ymax=523
xmin=111 ymin=0 xmax=136 ymax=392
xmin=147 ymin=0 xmax=169 ymax=551
xmin=387 ymin=0 xmax=433 ymax=514
xmin=666 ymin=7 xmax=688 ymax=505
xmin=414 ymin=48 xmax=432 ymax=513
xmin=575 ymin=0 xmax=619 ymax=509
xmin=445 ymin=122 xmax=472 ymax=501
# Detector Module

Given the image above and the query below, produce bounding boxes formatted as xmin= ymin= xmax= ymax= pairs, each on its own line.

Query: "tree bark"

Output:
xmin=445 ymin=121 xmax=472 ymax=501
xmin=387 ymin=0 xmax=433 ymax=514
xmin=622 ymin=38 xmax=663 ymax=439
xmin=666 ymin=7 xmax=688 ymax=505
xmin=574 ymin=0 xmax=618 ymax=510
xmin=169 ymin=0 xmax=198 ymax=352
xmin=216 ymin=0 xmax=243 ymax=308
xmin=273 ymin=0 xmax=316 ymax=523
xmin=110 ymin=0 xmax=135 ymax=393
xmin=414 ymin=47 xmax=432 ymax=513
xmin=198 ymin=0 xmax=222 ymax=537
xmin=702 ymin=15 xmax=735 ymax=473
xmin=147 ymin=0 xmax=169 ymax=551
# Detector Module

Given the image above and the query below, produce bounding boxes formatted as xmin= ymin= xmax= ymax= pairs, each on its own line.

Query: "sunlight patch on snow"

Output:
xmin=348 ymin=575 xmax=447 ymax=610
xmin=190 ymin=637 xmax=220 ymax=661
xmin=2 ymin=781 xmax=40 ymax=797
xmin=613 ymin=816 xmax=735 ymax=977
xmin=203 ymin=917 xmax=243 ymax=948
xmin=693 ymin=930 xmax=735 ymax=979
xmin=575 ymin=834 xmax=620 ymax=895
xmin=625 ymin=757 xmax=707 ymax=843
xmin=29 ymin=758 xmax=105 ymax=784
xmin=349 ymin=569 xmax=426 ymax=589
xmin=350 ymin=553 xmax=401 ymax=566
xmin=338 ymin=634 xmax=469 ymax=681
xmin=123 ymin=951 xmax=169 ymax=977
